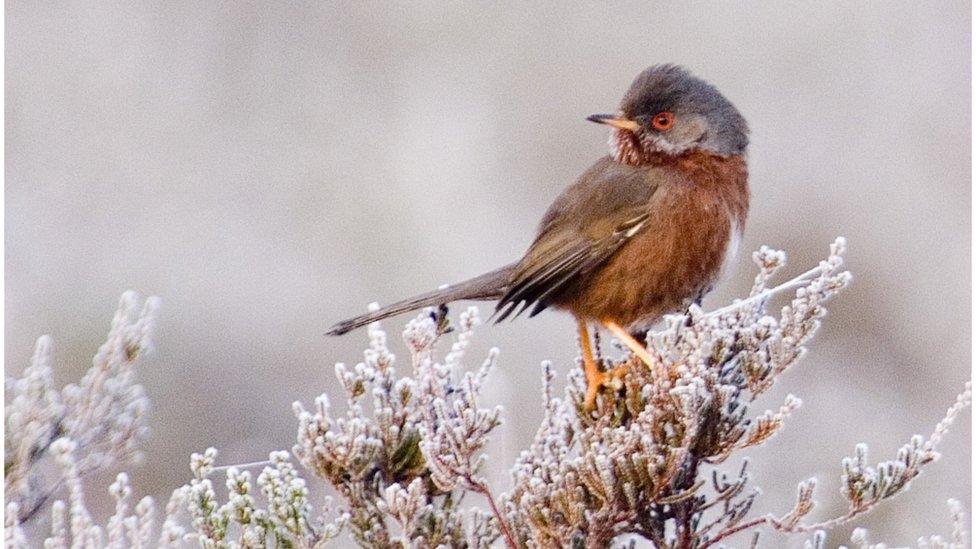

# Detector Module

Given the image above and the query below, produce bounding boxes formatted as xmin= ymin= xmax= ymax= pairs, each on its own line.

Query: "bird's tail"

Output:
xmin=325 ymin=263 xmax=516 ymax=336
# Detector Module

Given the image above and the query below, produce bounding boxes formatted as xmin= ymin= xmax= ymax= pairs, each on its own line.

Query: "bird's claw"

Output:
xmin=583 ymin=366 xmax=628 ymax=412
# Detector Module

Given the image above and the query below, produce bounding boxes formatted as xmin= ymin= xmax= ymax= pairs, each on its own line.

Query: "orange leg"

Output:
xmin=579 ymin=319 xmax=628 ymax=411
xmin=578 ymin=319 xmax=602 ymax=410
xmin=603 ymin=320 xmax=655 ymax=369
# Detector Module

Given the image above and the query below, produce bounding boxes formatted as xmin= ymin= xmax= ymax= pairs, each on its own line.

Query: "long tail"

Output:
xmin=325 ymin=263 xmax=516 ymax=336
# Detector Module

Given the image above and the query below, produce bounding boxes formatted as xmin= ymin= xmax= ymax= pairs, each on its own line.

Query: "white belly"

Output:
xmin=718 ymin=219 xmax=743 ymax=283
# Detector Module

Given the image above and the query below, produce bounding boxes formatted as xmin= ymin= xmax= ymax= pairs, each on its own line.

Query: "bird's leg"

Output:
xmin=603 ymin=320 xmax=655 ymax=371
xmin=578 ymin=319 xmax=605 ymax=411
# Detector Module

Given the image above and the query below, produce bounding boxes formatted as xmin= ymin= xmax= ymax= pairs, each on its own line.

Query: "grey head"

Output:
xmin=588 ymin=65 xmax=749 ymax=164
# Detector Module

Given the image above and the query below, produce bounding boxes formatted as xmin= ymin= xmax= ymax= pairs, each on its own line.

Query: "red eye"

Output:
xmin=651 ymin=112 xmax=675 ymax=131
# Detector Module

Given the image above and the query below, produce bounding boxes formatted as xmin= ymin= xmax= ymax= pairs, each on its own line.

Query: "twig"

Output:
xmin=470 ymin=478 xmax=517 ymax=548
xmin=705 ymin=263 xmax=830 ymax=319
xmin=208 ymin=459 xmax=274 ymax=474
xmin=699 ymin=516 xmax=768 ymax=548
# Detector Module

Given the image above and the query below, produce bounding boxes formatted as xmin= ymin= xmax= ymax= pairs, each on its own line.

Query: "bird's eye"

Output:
xmin=651 ymin=112 xmax=675 ymax=131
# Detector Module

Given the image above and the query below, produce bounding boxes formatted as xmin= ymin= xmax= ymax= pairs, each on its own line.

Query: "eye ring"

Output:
xmin=651 ymin=112 xmax=675 ymax=131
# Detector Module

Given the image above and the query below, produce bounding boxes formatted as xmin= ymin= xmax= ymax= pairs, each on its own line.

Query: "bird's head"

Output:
xmin=588 ymin=65 xmax=749 ymax=166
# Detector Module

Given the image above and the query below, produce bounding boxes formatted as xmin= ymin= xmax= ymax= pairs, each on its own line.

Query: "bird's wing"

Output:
xmin=494 ymin=207 xmax=652 ymax=321
xmin=493 ymin=156 xmax=662 ymax=321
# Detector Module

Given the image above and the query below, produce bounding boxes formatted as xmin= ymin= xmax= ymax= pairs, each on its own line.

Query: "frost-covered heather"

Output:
xmin=805 ymin=499 xmax=967 ymax=549
xmin=4 ymin=242 xmax=971 ymax=548
xmin=499 ymin=238 xmax=969 ymax=547
xmin=5 ymin=292 xmax=159 ymax=547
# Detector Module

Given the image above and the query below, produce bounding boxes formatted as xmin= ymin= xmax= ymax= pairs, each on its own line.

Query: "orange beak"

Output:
xmin=586 ymin=113 xmax=639 ymax=131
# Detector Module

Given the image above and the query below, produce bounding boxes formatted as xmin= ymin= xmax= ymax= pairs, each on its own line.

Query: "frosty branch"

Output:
xmin=4 ymin=240 xmax=970 ymax=548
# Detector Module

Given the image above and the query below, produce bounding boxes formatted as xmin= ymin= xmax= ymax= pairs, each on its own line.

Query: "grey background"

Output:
xmin=7 ymin=2 xmax=970 ymax=546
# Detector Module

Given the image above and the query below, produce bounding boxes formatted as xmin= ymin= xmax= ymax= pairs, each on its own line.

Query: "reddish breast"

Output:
xmin=563 ymin=152 xmax=749 ymax=329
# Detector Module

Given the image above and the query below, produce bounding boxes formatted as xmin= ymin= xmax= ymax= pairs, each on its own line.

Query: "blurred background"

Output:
xmin=6 ymin=1 xmax=970 ymax=546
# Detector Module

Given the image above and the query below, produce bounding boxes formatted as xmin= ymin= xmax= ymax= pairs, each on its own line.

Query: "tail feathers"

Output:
xmin=325 ymin=264 xmax=515 ymax=336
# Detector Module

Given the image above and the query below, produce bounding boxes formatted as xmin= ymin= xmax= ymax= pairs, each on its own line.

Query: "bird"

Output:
xmin=327 ymin=64 xmax=749 ymax=410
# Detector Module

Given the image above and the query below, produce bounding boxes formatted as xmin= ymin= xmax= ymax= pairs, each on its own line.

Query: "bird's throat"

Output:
xmin=610 ymin=128 xmax=646 ymax=167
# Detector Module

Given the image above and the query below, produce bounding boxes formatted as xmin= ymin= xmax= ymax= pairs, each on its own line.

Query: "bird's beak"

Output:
xmin=586 ymin=113 xmax=639 ymax=131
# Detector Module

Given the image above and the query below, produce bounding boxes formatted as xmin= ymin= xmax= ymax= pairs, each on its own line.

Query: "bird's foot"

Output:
xmin=579 ymin=318 xmax=631 ymax=412
xmin=583 ymin=364 xmax=628 ymax=412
